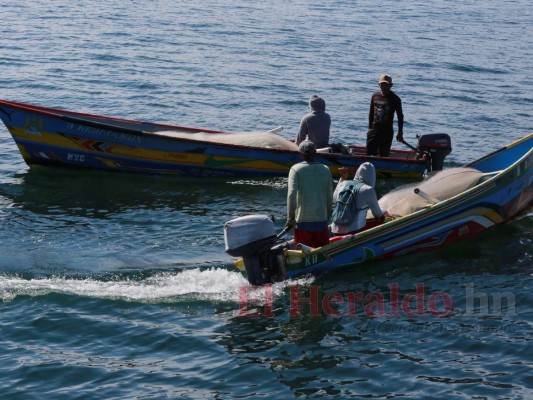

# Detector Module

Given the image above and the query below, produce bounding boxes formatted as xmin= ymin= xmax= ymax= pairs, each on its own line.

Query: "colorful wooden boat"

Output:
xmin=224 ymin=134 xmax=533 ymax=285
xmin=0 ymin=99 xmax=450 ymax=179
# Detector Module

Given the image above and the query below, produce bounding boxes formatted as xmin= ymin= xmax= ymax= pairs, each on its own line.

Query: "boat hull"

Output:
xmin=230 ymin=134 xmax=533 ymax=283
xmin=282 ymin=134 xmax=533 ymax=278
xmin=0 ymin=100 xmax=428 ymax=179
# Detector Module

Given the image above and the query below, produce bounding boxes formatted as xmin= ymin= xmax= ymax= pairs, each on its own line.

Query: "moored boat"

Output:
xmin=0 ymin=99 xmax=451 ymax=179
xmin=224 ymin=134 xmax=533 ymax=285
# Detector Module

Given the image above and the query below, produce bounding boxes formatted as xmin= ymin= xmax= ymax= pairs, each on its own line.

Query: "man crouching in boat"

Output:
xmin=286 ymin=141 xmax=333 ymax=248
xmin=331 ymin=163 xmax=387 ymax=236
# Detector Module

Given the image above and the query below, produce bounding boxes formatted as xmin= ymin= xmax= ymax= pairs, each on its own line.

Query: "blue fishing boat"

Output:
xmin=224 ymin=134 xmax=533 ymax=285
xmin=0 ymin=99 xmax=451 ymax=179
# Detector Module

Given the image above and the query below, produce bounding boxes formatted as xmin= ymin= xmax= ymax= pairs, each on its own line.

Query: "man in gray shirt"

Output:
xmin=296 ymin=95 xmax=331 ymax=149
xmin=286 ymin=141 xmax=333 ymax=248
xmin=331 ymin=163 xmax=387 ymax=235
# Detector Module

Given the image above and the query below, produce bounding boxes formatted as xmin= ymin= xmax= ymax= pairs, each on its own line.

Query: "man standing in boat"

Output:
xmin=367 ymin=74 xmax=404 ymax=157
xmin=296 ymin=95 xmax=331 ymax=149
xmin=286 ymin=141 xmax=333 ymax=248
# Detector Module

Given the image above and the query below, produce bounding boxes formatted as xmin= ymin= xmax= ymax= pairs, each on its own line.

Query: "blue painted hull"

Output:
xmin=0 ymin=99 xmax=429 ymax=179
xmin=233 ymin=134 xmax=533 ymax=283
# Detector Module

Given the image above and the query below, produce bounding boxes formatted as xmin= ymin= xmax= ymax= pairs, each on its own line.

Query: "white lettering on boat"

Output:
xmin=67 ymin=153 xmax=86 ymax=162
xmin=305 ymin=254 xmax=318 ymax=266
xmin=67 ymin=123 xmax=142 ymax=144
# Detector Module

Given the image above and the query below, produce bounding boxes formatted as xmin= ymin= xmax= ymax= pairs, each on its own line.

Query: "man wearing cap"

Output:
xmin=296 ymin=95 xmax=331 ymax=149
xmin=286 ymin=140 xmax=333 ymax=248
xmin=366 ymin=74 xmax=404 ymax=157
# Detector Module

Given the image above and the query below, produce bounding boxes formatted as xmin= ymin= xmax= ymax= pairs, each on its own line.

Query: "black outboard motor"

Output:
xmin=417 ymin=133 xmax=452 ymax=172
xmin=224 ymin=215 xmax=285 ymax=286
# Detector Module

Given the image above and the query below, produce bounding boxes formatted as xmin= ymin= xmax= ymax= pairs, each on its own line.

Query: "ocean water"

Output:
xmin=0 ymin=1 xmax=532 ymax=399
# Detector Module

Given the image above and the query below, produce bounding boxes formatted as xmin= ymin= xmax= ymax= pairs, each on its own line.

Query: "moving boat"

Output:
xmin=0 ymin=99 xmax=451 ymax=179
xmin=224 ymin=134 xmax=533 ymax=285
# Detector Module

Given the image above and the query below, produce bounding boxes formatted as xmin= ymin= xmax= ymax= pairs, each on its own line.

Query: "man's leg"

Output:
xmin=378 ymin=130 xmax=394 ymax=157
xmin=366 ymin=129 xmax=378 ymax=156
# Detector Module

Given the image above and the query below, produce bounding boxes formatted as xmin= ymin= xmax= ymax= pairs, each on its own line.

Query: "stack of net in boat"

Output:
xmin=155 ymin=130 xmax=299 ymax=151
xmin=376 ymin=167 xmax=487 ymax=217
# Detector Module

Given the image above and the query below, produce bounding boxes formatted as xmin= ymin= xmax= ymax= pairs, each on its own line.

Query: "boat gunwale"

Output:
xmin=0 ymin=99 xmax=222 ymax=134
xmin=465 ymin=133 xmax=533 ymax=169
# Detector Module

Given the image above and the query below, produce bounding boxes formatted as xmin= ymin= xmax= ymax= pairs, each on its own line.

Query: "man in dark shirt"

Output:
xmin=366 ymin=74 xmax=404 ymax=157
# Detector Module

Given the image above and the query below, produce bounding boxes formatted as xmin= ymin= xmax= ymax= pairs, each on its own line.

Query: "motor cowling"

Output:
xmin=417 ymin=133 xmax=452 ymax=172
xmin=224 ymin=215 xmax=284 ymax=285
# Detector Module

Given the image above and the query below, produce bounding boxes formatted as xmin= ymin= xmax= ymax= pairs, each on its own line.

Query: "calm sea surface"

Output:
xmin=0 ymin=1 xmax=532 ymax=398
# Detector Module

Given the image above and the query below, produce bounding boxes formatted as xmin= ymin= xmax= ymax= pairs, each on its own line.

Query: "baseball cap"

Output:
xmin=379 ymin=74 xmax=392 ymax=85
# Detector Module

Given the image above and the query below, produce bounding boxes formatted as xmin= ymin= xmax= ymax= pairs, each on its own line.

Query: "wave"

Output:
xmin=0 ymin=267 xmax=314 ymax=304
xmin=443 ymin=62 xmax=508 ymax=75
xmin=0 ymin=268 xmax=242 ymax=303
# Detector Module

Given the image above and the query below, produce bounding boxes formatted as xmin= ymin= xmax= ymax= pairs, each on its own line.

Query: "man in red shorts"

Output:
xmin=286 ymin=140 xmax=333 ymax=248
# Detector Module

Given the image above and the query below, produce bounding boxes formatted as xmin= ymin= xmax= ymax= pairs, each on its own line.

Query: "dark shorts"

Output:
xmin=367 ymin=129 xmax=393 ymax=157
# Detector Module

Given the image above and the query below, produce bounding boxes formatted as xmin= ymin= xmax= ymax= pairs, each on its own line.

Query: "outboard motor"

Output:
xmin=417 ymin=133 xmax=452 ymax=172
xmin=224 ymin=215 xmax=285 ymax=285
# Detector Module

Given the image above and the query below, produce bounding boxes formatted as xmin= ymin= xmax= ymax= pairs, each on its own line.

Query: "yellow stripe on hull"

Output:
xmin=10 ymin=127 xmax=293 ymax=173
